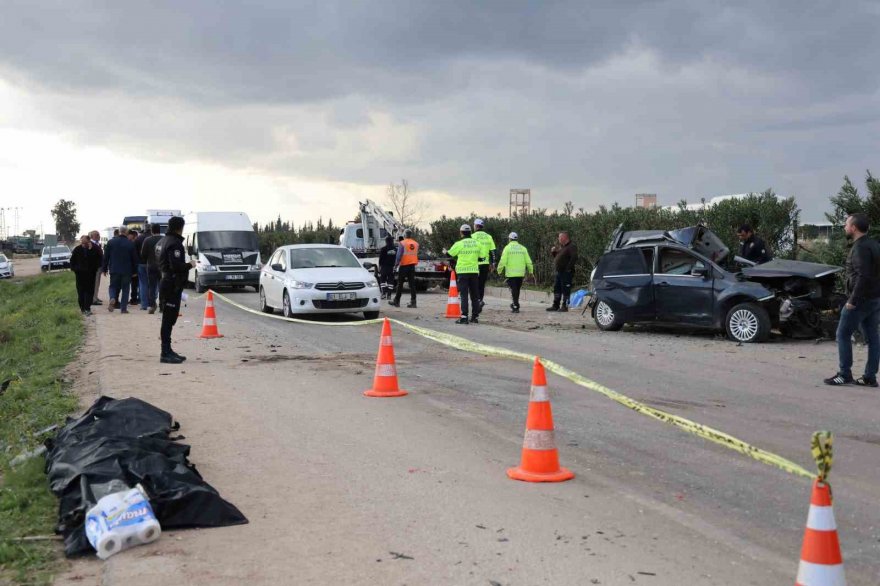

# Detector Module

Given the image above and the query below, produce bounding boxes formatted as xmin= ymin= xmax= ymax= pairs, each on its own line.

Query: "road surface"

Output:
xmin=58 ymin=284 xmax=879 ymax=585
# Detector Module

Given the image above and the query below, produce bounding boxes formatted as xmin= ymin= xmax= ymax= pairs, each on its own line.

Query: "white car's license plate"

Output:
xmin=225 ymin=274 xmax=244 ymax=280
xmin=327 ymin=292 xmax=356 ymax=301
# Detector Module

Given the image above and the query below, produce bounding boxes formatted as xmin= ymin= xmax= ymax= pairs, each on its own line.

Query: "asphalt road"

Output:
xmin=60 ymin=283 xmax=879 ymax=585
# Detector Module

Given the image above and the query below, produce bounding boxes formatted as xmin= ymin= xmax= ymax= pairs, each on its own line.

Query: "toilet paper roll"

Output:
xmin=95 ymin=532 xmax=122 ymax=560
xmin=137 ymin=519 xmax=162 ymax=544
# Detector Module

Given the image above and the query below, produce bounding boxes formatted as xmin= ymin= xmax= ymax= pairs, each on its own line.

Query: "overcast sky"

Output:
xmin=2 ymin=1 xmax=878 ymax=236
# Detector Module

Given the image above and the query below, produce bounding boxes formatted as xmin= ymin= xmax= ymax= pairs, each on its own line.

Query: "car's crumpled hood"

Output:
xmin=741 ymin=259 xmax=842 ymax=279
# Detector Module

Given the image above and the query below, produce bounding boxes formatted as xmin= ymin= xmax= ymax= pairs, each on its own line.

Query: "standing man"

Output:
xmin=497 ymin=232 xmax=533 ymax=313
xmin=128 ymin=230 xmax=142 ymax=306
xmin=101 ymin=227 xmax=139 ymax=313
xmin=547 ymin=231 xmax=578 ymax=312
xmin=156 ymin=216 xmax=196 ymax=364
xmin=141 ymin=224 xmax=164 ymax=313
xmin=89 ymin=231 xmax=104 ymax=305
xmin=134 ymin=229 xmax=150 ymax=310
xmin=378 ymin=235 xmax=397 ymax=299
xmin=389 ymin=229 xmax=419 ymax=308
xmin=70 ymin=235 xmax=101 ymax=315
xmin=825 ymin=213 xmax=880 ymax=387
xmin=737 ymin=225 xmax=772 ymax=264
xmin=448 ymin=224 xmax=482 ymax=324
xmin=471 ymin=219 xmax=496 ymax=308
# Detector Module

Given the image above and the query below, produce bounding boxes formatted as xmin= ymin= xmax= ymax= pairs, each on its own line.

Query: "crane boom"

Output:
xmin=358 ymin=199 xmax=406 ymax=251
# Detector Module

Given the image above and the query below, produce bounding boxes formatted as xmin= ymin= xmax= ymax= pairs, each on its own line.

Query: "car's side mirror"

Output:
xmin=271 ymin=263 xmax=283 ymax=272
xmin=691 ymin=265 xmax=709 ymax=278
xmin=362 ymin=261 xmax=375 ymax=270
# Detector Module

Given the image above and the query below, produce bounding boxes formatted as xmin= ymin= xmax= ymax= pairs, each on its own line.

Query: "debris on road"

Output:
xmin=45 ymin=396 xmax=248 ymax=556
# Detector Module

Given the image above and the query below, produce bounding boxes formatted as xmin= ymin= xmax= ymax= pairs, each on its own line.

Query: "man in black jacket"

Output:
xmin=141 ymin=224 xmax=163 ymax=313
xmin=737 ymin=225 xmax=772 ymax=264
xmin=825 ymin=213 xmax=880 ymax=387
xmin=547 ymin=231 xmax=578 ymax=312
xmin=156 ymin=216 xmax=195 ymax=364
xmin=377 ymin=235 xmax=397 ymax=299
xmin=70 ymin=235 xmax=101 ymax=315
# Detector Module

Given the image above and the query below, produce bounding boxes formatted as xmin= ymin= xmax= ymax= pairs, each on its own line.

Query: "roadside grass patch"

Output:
xmin=0 ymin=272 xmax=82 ymax=585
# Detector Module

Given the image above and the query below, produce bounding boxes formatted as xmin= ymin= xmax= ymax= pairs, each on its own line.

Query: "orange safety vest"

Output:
xmin=399 ymin=238 xmax=419 ymax=266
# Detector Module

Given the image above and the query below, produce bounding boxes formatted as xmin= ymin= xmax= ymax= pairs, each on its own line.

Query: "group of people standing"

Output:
xmin=377 ymin=220 xmax=579 ymax=325
xmin=69 ymin=216 xmax=195 ymax=364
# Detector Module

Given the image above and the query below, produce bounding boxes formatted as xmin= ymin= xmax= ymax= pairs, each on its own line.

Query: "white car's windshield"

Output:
xmin=290 ymin=248 xmax=361 ymax=269
xmin=43 ymin=246 xmax=69 ymax=255
xmin=0 ymin=254 xmax=7 ymax=262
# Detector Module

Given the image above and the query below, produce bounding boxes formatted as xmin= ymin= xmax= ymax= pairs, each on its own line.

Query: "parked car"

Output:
xmin=588 ymin=225 xmax=844 ymax=343
xmin=0 ymin=254 xmax=14 ymax=278
xmin=259 ymin=244 xmax=382 ymax=320
xmin=40 ymin=245 xmax=72 ymax=271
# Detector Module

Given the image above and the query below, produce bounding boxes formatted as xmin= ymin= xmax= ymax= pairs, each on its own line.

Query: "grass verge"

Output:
xmin=0 ymin=272 xmax=83 ymax=585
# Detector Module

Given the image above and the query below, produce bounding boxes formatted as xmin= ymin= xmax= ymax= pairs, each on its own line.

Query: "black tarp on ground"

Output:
xmin=45 ymin=396 xmax=248 ymax=556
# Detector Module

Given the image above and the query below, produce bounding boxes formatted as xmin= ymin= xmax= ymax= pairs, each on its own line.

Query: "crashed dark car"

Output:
xmin=588 ymin=225 xmax=844 ymax=343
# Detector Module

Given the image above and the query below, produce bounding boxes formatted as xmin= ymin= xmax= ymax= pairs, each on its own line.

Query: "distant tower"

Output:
xmin=510 ymin=189 xmax=531 ymax=217
xmin=635 ymin=194 xmax=657 ymax=209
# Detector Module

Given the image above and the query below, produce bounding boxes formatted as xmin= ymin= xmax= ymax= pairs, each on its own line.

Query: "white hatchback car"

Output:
xmin=0 ymin=253 xmax=14 ymax=278
xmin=259 ymin=244 xmax=381 ymax=319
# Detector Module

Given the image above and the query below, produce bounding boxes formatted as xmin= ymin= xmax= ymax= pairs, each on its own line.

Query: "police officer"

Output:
xmin=471 ymin=219 xmax=497 ymax=308
xmin=447 ymin=224 xmax=483 ymax=324
xmin=155 ymin=216 xmax=196 ymax=364
xmin=378 ymin=235 xmax=397 ymax=299
xmin=390 ymin=229 xmax=419 ymax=308
xmin=496 ymin=232 xmax=533 ymax=313
xmin=737 ymin=224 xmax=772 ymax=264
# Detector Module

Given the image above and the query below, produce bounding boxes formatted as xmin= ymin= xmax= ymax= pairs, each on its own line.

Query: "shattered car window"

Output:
xmin=659 ymin=248 xmax=703 ymax=275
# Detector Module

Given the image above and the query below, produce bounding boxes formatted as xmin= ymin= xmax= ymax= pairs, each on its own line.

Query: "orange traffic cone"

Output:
xmin=507 ymin=357 xmax=574 ymax=482
xmin=364 ymin=318 xmax=408 ymax=398
xmin=198 ymin=291 xmax=224 ymax=339
xmin=445 ymin=271 xmax=462 ymax=319
xmin=795 ymin=480 xmax=845 ymax=585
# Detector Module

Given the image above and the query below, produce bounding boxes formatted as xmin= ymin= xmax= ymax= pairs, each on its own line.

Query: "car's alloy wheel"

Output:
xmin=729 ymin=309 xmax=759 ymax=342
xmin=596 ymin=301 xmax=615 ymax=327
xmin=259 ymin=286 xmax=272 ymax=313
xmin=282 ymin=290 xmax=292 ymax=318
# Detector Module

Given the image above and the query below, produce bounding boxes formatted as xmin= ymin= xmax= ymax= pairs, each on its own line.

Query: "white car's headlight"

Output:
xmin=197 ymin=263 xmax=218 ymax=272
xmin=288 ymin=280 xmax=313 ymax=289
xmin=366 ymin=280 xmax=379 ymax=288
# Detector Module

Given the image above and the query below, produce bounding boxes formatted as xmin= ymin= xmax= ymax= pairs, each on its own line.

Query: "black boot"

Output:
xmin=160 ymin=353 xmax=184 ymax=364
xmin=558 ymin=303 xmax=569 ymax=313
xmin=170 ymin=349 xmax=187 ymax=361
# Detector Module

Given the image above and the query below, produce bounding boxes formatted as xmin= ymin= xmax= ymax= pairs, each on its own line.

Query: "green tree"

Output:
xmin=50 ymin=199 xmax=80 ymax=243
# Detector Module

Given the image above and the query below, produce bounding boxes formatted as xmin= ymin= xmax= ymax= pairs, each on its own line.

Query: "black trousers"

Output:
xmin=75 ymin=271 xmax=96 ymax=312
xmin=147 ymin=267 xmax=161 ymax=308
xmin=553 ymin=271 xmax=574 ymax=306
xmin=507 ymin=277 xmax=524 ymax=307
xmin=130 ymin=273 xmax=139 ymax=303
xmin=457 ymin=273 xmax=481 ymax=318
xmin=159 ymin=279 xmax=182 ymax=353
xmin=394 ymin=265 xmax=417 ymax=304
xmin=478 ymin=265 xmax=489 ymax=301
xmin=379 ymin=266 xmax=395 ymax=297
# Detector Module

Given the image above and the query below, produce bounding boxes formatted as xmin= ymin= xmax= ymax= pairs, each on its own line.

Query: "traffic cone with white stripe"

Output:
xmin=795 ymin=479 xmax=845 ymax=585
xmin=445 ymin=271 xmax=462 ymax=319
xmin=507 ymin=357 xmax=574 ymax=482
xmin=197 ymin=291 xmax=224 ymax=339
xmin=364 ymin=318 xmax=408 ymax=398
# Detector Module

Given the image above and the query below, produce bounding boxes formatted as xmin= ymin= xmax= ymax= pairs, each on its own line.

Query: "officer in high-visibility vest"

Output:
xmin=390 ymin=229 xmax=419 ymax=308
xmin=496 ymin=232 xmax=533 ymax=313
xmin=470 ymin=219 xmax=497 ymax=308
xmin=447 ymin=224 xmax=483 ymax=324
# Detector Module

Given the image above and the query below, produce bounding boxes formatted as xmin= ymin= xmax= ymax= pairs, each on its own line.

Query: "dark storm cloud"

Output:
xmin=1 ymin=1 xmax=878 ymax=218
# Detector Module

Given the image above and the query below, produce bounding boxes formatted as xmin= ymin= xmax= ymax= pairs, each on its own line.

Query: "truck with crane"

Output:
xmin=339 ymin=199 xmax=448 ymax=291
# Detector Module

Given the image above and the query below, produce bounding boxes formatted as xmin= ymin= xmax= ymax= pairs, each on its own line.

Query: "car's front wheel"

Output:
xmin=282 ymin=290 xmax=293 ymax=318
xmin=195 ymin=272 xmax=206 ymax=293
xmin=363 ymin=311 xmax=380 ymax=320
xmin=725 ymin=302 xmax=770 ymax=343
xmin=593 ymin=299 xmax=625 ymax=331
xmin=259 ymin=286 xmax=273 ymax=313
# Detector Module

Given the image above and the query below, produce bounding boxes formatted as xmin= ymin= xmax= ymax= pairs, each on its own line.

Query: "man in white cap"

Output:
xmin=447 ymin=224 xmax=482 ymax=324
xmin=496 ymin=232 xmax=533 ymax=313
xmin=470 ymin=219 xmax=496 ymax=308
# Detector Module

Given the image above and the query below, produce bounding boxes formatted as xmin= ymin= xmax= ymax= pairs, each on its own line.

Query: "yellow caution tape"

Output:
xmin=811 ymin=431 xmax=833 ymax=484
xmin=209 ymin=290 xmax=816 ymax=481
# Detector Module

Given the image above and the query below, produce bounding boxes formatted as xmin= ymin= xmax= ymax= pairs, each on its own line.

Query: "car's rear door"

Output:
xmin=654 ymin=247 xmax=714 ymax=325
xmin=593 ymin=248 xmax=654 ymax=322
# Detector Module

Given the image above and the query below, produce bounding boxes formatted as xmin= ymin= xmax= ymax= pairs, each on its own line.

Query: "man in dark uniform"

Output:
xmin=378 ymin=235 xmax=397 ymax=299
xmin=155 ymin=216 xmax=195 ymax=364
xmin=736 ymin=225 xmax=772 ymax=264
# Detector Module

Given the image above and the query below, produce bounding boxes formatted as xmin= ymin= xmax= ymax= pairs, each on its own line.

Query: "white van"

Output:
xmin=182 ymin=212 xmax=261 ymax=292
